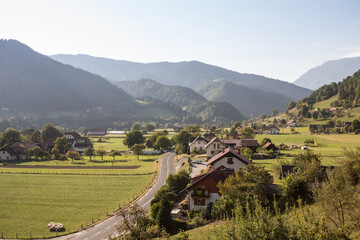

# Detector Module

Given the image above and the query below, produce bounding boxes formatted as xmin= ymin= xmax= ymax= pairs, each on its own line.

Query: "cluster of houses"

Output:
xmin=0 ymin=131 xmax=92 ymax=161
xmin=182 ymin=133 xmax=279 ymax=211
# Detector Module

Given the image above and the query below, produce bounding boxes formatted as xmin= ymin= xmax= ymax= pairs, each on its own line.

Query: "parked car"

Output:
xmin=192 ymin=159 xmax=202 ymax=164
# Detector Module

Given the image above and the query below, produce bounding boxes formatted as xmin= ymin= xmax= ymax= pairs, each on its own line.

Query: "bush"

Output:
xmin=187 ymin=216 xmax=208 ymax=229
xmin=303 ymin=138 xmax=314 ymax=145
xmin=187 ymin=209 xmax=200 ymax=219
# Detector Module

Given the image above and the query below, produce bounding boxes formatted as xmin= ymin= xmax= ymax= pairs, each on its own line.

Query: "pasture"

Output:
xmin=0 ymin=134 xmax=163 ymax=238
xmin=0 ymin=173 xmax=153 ymax=238
xmin=254 ymin=126 xmax=360 ymax=175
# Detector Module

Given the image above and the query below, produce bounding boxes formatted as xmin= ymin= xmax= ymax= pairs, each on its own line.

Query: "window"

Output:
xmin=211 ymin=151 xmax=214 ymax=154
xmin=227 ymin=157 xmax=234 ymax=164
xmin=195 ymin=198 xmax=205 ymax=206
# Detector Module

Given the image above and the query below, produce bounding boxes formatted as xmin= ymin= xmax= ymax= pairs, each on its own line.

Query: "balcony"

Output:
xmin=189 ymin=189 xmax=210 ymax=198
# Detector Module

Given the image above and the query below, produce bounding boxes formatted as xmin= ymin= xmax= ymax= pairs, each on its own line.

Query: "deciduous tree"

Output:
xmin=41 ymin=123 xmax=63 ymax=143
xmin=53 ymin=136 xmax=71 ymax=154
xmin=0 ymin=128 xmax=22 ymax=147
xmin=123 ymin=130 xmax=145 ymax=148
xmin=131 ymin=144 xmax=145 ymax=160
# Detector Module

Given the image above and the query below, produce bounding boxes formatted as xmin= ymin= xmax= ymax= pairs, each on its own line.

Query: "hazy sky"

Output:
xmin=1 ymin=0 xmax=360 ymax=82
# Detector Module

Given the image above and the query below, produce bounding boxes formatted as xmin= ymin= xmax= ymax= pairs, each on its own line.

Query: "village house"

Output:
xmin=239 ymin=139 xmax=259 ymax=153
xmin=0 ymin=146 xmax=27 ymax=161
xmin=0 ymin=142 xmax=47 ymax=161
xmin=263 ymin=142 xmax=278 ymax=152
xmin=203 ymin=137 xmax=226 ymax=160
xmin=207 ymin=147 xmax=251 ymax=170
xmin=221 ymin=139 xmax=241 ymax=149
xmin=189 ymin=136 xmax=208 ymax=154
xmin=287 ymin=120 xmax=297 ymax=127
xmin=203 ymin=132 xmax=217 ymax=142
xmin=263 ymin=125 xmax=280 ymax=134
xmin=180 ymin=165 xmax=234 ymax=211
xmin=85 ymin=129 xmax=107 ymax=136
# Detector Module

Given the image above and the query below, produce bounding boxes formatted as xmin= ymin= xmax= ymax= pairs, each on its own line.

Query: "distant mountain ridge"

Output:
xmin=0 ymin=40 xmax=243 ymax=126
xmin=294 ymin=57 xmax=360 ymax=90
xmin=51 ymin=54 xmax=312 ymax=101
xmin=117 ymin=79 xmax=244 ymax=122
xmin=197 ymin=80 xmax=293 ymax=117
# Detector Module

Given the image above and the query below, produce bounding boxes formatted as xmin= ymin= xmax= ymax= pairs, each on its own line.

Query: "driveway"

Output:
xmin=190 ymin=162 xmax=207 ymax=178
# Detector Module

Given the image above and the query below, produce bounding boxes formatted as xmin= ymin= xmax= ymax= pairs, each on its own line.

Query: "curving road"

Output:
xmin=56 ymin=153 xmax=175 ymax=240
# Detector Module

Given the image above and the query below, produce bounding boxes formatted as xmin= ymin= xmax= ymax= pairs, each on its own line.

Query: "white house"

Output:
xmin=263 ymin=125 xmax=280 ymax=134
xmin=207 ymin=147 xmax=251 ymax=170
xmin=0 ymin=146 xmax=27 ymax=161
xmin=189 ymin=136 xmax=208 ymax=153
xmin=287 ymin=120 xmax=297 ymax=127
xmin=203 ymin=137 xmax=226 ymax=160
xmin=180 ymin=165 xmax=234 ymax=211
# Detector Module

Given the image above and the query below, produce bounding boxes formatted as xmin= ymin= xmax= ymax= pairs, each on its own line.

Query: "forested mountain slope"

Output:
xmin=117 ymin=79 xmax=244 ymax=122
xmin=0 ymin=40 xmax=137 ymax=113
xmin=197 ymin=80 xmax=293 ymax=117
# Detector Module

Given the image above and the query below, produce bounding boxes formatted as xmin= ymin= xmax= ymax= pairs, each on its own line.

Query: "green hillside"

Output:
xmin=117 ymin=79 xmax=244 ymax=124
xmin=197 ymin=79 xmax=293 ymax=117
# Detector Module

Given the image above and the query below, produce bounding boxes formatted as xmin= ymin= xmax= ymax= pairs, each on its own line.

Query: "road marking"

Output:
xmin=105 ymin=226 xmax=112 ymax=230
xmin=94 ymin=231 xmax=101 ymax=235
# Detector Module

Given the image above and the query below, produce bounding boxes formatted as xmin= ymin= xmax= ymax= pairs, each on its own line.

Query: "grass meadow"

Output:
xmin=0 ymin=174 xmax=153 ymax=238
xmin=0 ymin=135 xmax=162 ymax=238
xmin=254 ymin=127 xmax=360 ymax=180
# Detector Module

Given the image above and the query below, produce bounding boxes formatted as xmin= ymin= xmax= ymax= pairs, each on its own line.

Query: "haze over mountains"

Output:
xmin=117 ymin=79 xmax=243 ymax=121
xmin=52 ymin=54 xmax=312 ymax=116
xmin=294 ymin=57 xmax=360 ymax=90
xmin=0 ymin=39 xmax=244 ymax=127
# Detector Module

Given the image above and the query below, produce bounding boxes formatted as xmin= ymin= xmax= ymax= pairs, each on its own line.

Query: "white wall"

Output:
xmin=189 ymin=192 xmax=221 ymax=211
xmin=205 ymin=142 xmax=225 ymax=159
xmin=189 ymin=140 xmax=207 ymax=153
xmin=213 ymin=157 xmax=246 ymax=170
xmin=0 ymin=151 xmax=16 ymax=161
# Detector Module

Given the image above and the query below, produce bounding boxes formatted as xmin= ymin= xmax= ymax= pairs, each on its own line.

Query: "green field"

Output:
xmin=0 ymin=134 xmax=163 ymax=238
xmin=254 ymin=127 xmax=360 ymax=177
xmin=0 ymin=173 xmax=153 ymax=238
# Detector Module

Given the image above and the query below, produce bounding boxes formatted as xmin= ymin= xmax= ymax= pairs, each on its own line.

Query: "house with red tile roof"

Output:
xmin=203 ymin=137 xmax=226 ymax=160
xmin=207 ymin=147 xmax=251 ymax=170
xmin=180 ymin=165 xmax=234 ymax=211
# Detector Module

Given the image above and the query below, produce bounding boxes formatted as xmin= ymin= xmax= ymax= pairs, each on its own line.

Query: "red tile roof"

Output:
xmin=180 ymin=165 xmax=234 ymax=194
xmin=207 ymin=147 xmax=251 ymax=166
xmin=263 ymin=142 xmax=272 ymax=148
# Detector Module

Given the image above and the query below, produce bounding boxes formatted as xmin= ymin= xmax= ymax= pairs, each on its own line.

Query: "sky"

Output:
xmin=1 ymin=0 xmax=360 ymax=82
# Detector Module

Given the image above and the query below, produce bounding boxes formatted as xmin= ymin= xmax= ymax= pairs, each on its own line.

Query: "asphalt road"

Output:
xmin=55 ymin=152 xmax=175 ymax=240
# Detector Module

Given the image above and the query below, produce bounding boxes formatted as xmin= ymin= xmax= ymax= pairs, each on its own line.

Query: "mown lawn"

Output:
xmin=1 ymin=155 xmax=159 ymax=174
xmin=0 ymin=173 xmax=153 ymax=238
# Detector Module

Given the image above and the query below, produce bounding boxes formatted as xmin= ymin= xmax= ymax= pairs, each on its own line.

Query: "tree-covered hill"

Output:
xmin=117 ymin=79 xmax=244 ymax=123
xmin=0 ymin=39 xmax=137 ymax=113
xmin=298 ymin=68 xmax=360 ymax=108
xmin=197 ymin=80 xmax=293 ymax=117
